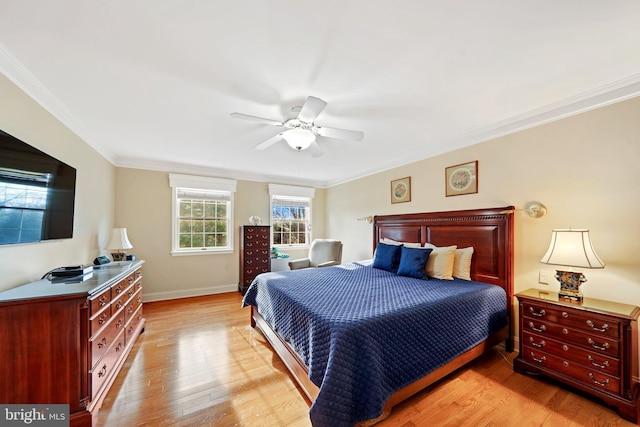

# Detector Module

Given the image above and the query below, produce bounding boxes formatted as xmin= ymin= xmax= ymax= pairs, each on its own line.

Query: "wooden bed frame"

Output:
xmin=250 ymin=206 xmax=514 ymax=424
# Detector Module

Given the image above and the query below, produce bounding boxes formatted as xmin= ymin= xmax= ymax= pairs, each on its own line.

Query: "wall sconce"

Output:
xmin=105 ymin=227 xmax=134 ymax=261
xmin=501 ymin=202 xmax=547 ymax=218
xmin=540 ymin=228 xmax=605 ymax=301
xmin=357 ymin=216 xmax=373 ymax=224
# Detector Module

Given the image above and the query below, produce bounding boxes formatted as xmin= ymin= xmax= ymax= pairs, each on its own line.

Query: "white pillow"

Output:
xmin=381 ymin=238 xmax=422 ymax=248
xmin=423 ymin=243 xmax=457 ymax=280
xmin=453 ymin=247 xmax=474 ymax=280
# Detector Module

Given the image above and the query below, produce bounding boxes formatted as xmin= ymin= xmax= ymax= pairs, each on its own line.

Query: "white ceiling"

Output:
xmin=1 ymin=1 xmax=639 ymax=188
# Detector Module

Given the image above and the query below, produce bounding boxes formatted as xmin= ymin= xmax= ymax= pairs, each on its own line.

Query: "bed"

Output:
xmin=242 ymin=206 xmax=514 ymax=426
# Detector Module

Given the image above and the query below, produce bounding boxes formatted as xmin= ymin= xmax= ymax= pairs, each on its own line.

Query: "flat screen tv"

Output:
xmin=0 ymin=129 xmax=76 ymax=245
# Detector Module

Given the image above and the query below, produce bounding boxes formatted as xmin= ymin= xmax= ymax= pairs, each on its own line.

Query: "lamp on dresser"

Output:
xmin=540 ymin=228 xmax=605 ymax=301
xmin=105 ymin=227 xmax=134 ymax=261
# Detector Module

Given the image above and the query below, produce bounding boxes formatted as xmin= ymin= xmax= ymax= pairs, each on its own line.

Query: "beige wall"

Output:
xmin=0 ymin=74 xmax=115 ymax=291
xmin=327 ymin=96 xmax=640 ymax=346
xmin=114 ymin=168 xmax=327 ymax=300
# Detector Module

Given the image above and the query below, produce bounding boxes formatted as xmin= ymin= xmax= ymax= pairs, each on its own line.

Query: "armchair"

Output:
xmin=288 ymin=239 xmax=343 ymax=270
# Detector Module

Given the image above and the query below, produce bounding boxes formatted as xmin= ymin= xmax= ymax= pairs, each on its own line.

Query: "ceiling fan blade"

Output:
xmin=297 ymin=96 xmax=327 ymax=123
xmin=317 ymin=126 xmax=364 ymax=142
xmin=255 ymin=132 xmax=285 ymax=150
xmin=308 ymin=141 xmax=324 ymax=158
xmin=230 ymin=112 xmax=283 ymax=126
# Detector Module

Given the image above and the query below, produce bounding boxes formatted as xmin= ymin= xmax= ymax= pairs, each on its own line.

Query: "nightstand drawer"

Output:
xmin=522 ymin=319 xmax=619 ymax=357
xmin=522 ymin=331 xmax=619 ymax=376
xmin=522 ymin=301 xmax=620 ymax=339
xmin=522 ymin=347 xmax=620 ymax=395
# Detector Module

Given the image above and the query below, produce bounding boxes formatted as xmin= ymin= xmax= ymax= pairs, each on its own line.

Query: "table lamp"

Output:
xmin=105 ymin=227 xmax=133 ymax=261
xmin=540 ymin=229 xmax=605 ymax=301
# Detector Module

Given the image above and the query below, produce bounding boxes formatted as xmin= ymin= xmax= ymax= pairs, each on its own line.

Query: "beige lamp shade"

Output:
xmin=105 ymin=228 xmax=133 ymax=251
xmin=540 ymin=229 xmax=604 ymax=269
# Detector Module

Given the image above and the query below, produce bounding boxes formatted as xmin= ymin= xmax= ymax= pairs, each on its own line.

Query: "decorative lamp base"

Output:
xmin=111 ymin=252 xmax=126 ymax=261
xmin=556 ymin=270 xmax=586 ymax=302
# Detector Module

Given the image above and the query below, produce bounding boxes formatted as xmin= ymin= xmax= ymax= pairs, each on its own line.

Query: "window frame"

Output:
xmin=269 ymin=184 xmax=314 ymax=250
xmin=169 ymin=174 xmax=236 ymax=256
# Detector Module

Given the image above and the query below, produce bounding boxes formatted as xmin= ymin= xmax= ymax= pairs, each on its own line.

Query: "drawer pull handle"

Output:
xmin=97 ymin=337 xmax=107 ymax=348
xmin=528 ymin=322 xmax=546 ymax=333
xmin=528 ymin=307 xmax=545 ymax=317
xmin=98 ymin=364 xmax=107 ymax=378
xmin=588 ymin=355 xmax=610 ymax=369
xmin=98 ymin=296 xmax=108 ymax=307
xmin=115 ymin=286 xmax=122 ymax=294
xmin=98 ymin=312 xmax=108 ymax=325
xmin=586 ymin=320 xmax=609 ymax=332
xmin=588 ymin=373 xmax=610 ymax=387
xmin=587 ymin=338 xmax=609 ymax=351
xmin=530 ymin=352 xmax=546 ymax=364
xmin=562 ymin=311 xmax=569 ymax=318
xmin=529 ymin=337 xmax=546 ymax=348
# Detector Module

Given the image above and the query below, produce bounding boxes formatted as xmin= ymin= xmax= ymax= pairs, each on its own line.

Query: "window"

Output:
xmin=0 ymin=170 xmax=50 ymax=244
xmin=169 ymin=174 xmax=236 ymax=255
xmin=269 ymin=184 xmax=314 ymax=248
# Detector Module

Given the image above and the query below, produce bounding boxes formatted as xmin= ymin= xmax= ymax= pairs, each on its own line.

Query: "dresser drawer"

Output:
xmin=522 ymin=331 xmax=619 ymax=376
xmin=243 ymin=249 xmax=270 ymax=258
xmin=90 ymin=287 xmax=111 ymax=317
xmin=522 ymin=318 xmax=619 ymax=357
xmin=111 ymin=273 xmax=135 ymax=299
xmin=91 ymin=329 xmax=126 ymax=399
xmin=90 ymin=315 xmax=122 ymax=368
xmin=90 ymin=306 xmax=112 ymax=336
xmin=125 ymin=305 xmax=144 ymax=345
xmin=522 ymin=301 xmax=620 ymax=339
xmin=522 ymin=347 xmax=620 ymax=395
xmin=124 ymin=288 xmax=143 ymax=323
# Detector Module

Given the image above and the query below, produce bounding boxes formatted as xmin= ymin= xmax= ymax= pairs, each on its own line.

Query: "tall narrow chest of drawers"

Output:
xmin=514 ymin=288 xmax=639 ymax=423
xmin=0 ymin=261 xmax=145 ymax=427
xmin=239 ymin=225 xmax=271 ymax=294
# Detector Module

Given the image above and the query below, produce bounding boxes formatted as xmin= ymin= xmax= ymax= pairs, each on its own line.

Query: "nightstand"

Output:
xmin=514 ymin=288 xmax=640 ymax=424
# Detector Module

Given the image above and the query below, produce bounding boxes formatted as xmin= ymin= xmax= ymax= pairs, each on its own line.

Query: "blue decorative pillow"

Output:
xmin=397 ymin=246 xmax=433 ymax=280
xmin=372 ymin=242 xmax=402 ymax=273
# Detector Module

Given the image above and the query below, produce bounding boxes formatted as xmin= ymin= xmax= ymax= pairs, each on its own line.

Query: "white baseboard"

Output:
xmin=143 ymin=283 xmax=238 ymax=302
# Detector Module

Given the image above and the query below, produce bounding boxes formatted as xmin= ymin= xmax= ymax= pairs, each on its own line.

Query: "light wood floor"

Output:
xmin=96 ymin=293 xmax=635 ymax=427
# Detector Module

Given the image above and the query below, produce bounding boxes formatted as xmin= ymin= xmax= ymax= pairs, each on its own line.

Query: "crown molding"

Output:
xmin=325 ymin=74 xmax=640 ymax=187
xmin=116 ymin=156 xmax=323 ymax=188
xmin=0 ymin=43 xmax=117 ymax=164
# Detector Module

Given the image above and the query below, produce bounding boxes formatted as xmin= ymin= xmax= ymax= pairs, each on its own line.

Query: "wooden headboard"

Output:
xmin=373 ymin=206 xmax=515 ymax=321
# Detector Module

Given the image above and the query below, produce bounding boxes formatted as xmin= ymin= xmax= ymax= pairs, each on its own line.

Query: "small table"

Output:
xmin=514 ymin=288 xmax=640 ymax=423
xmin=271 ymin=256 xmax=290 ymax=272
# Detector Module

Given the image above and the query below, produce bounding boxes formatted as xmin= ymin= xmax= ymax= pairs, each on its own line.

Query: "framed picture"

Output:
xmin=391 ymin=177 xmax=411 ymax=204
xmin=445 ymin=161 xmax=478 ymax=197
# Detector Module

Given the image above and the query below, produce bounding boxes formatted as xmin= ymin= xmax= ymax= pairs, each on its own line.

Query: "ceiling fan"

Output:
xmin=231 ymin=96 xmax=364 ymax=157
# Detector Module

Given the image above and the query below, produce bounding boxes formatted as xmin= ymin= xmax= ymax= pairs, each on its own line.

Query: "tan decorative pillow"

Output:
xmin=453 ymin=247 xmax=474 ymax=280
xmin=423 ymin=243 xmax=457 ymax=280
xmin=381 ymin=238 xmax=422 ymax=248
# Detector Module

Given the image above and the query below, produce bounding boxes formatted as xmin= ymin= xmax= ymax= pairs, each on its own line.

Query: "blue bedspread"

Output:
xmin=242 ymin=261 xmax=507 ymax=426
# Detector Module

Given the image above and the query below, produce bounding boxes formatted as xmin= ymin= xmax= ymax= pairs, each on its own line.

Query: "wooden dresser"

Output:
xmin=239 ymin=225 xmax=271 ymax=294
xmin=514 ymin=288 xmax=639 ymax=423
xmin=0 ymin=261 xmax=145 ymax=427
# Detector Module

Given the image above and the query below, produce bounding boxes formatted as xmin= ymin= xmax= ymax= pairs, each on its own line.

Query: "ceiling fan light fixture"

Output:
xmin=283 ymin=128 xmax=315 ymax=151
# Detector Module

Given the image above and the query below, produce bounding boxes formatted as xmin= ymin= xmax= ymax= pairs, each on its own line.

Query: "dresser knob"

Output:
xmin=562 ymin=361 xmax=569 ymax=368
xmin=587 ymin=338 xmax=609 ymax=351
xmin=529 ymin=337 xmax=546 ymax=348
xmin=562 ymin=311 xmax=569 ymax=318
xmin=562 ymin=345 xmax=569 ymax=351
xmin=586 ymin=320 xmax=609 ymax=332
xmin=530 ymin=352 xmax=546 ymax=364
xmin=562 ymin=328 xmax=569 ymax=335
xmin=529 ymin=307 xmax=546 ymax=317
xmin=588 ymin=373 xmax=610 ymax=387
xmin=528 ymin=322 xmax=546 ymax=333
xmin=588 ymin=355 xmax=610 ymax=369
